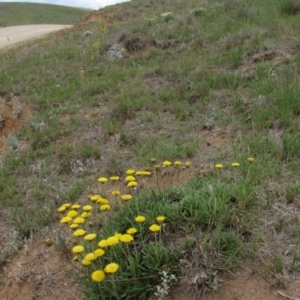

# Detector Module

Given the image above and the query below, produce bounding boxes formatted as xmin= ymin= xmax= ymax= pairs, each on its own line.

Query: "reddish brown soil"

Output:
xmin=0 ymin=96 xmax=30 ymax=152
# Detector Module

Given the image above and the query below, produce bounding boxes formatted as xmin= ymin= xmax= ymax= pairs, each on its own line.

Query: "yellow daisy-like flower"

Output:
xmin=71 ymin=204 xmax=81 ymax=210
xmin=60 ymin=216 xmax=72 ymax=224
xmin=110 ymin=176 xmax=120 ymax=181
xmin=135 ymin=171 xmax=151 ymax=176
xmin=156 ymin=216 xmax=166 ymax=223
xmin=107 ymin=236 xmax=119 ymax=246
xmin=127 ymin=181 xmax=138 ymax=187
xmin=57 ymin=206 xmax=67 ymax=213
xmin=120 ymin=234 xmax=134 ymax=243
xmin=163 ymin=160 xmax=172 ymax=166
xmin=97 ymin=197 xmax=109 ymax=204
xmin=104 ymin=263 xmax=119 ymax=274
xmin=174 ymin=161 xmax=181 ymax=167
xmin=149 ymin=224 xmax=161 ymax=232
xmin=126 ymin=169 xmax=135 ymax=175
xmin=114 ymin=233 xmax=122 ymax=240
xmin=215 ymin=164 xmax=223 ymax=169
xmin=73 ymin=229 xmax=86 ymax=237
xmin=98 ymin=239 xmax=108 ymax=248
xmin=94 ymin=248 xmax=105 ymax=258
xmin=127 ymin=228 xmax=138 ymax=235
xmin=232 ymin=162 xmax=240 ymax=168
xmin=83 ymin=205 xmax=93 ymax=212
xmin=112 ymin=190 xmax=120 ymax=196
xmin=154 ymin=164 xmax=161 ymax=170
xmin=150 ymin=158 xmax=157 ymax=163
xmin=81 ymin=212 xmax=91 ymax=218
xmin=73 ymin=217 xmax=85 ymax=224
xmin=84 ymin=253 xmax=96 ymax=261
xmin=91 ymin=270 xmax=105 ymax=282
xmin=89 ymin=195 xmax=99 ymax=202
xmin=125 ymin=175 xmax=136 ymax=182
xmin=72 ymin=245 xmax=84 ymax=254
xmin=135 ymin=215 xmax=146 ymax=223
xmin=98 ymin=177 xmax=108 ymax=184
xmin=121 ymin=194 xmax=132 ymax=201
xmin=69 ymin=223 xmax=79 ymax=230
xmin=84 ymin=233 xmax=97 ymax=242
xmin=62 ymin=203 xmax=71 ymax=208
xmin=247 ymin=157 xmax=255 ymax=163
xmin=82 ymin=259 xmax=92 ymax=266
xmin=100 ymin=204 xmax=110 ymax=211
xmin=185 ymin=162 xmax=191 ymax=168
xmin=67 ymin=210 xmax=78 ymax=218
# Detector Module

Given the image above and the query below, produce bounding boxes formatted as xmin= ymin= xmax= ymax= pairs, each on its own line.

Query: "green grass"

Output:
xmin=0 ymin=2 xmax=92 ymax=27
xmin=1 ymin=0 xmax=300 ymax=298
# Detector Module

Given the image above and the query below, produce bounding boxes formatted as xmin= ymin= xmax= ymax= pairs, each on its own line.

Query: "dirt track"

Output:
xmin=0 ymin=24 xmax=72 ymax=49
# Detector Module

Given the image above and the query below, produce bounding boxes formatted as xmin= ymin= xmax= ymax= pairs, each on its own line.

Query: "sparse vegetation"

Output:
xmin=1 ymin=0 xmax=300 ymax=298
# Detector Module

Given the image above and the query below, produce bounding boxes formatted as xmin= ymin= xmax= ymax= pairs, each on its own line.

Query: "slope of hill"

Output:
xmin=1 ymin=0 xmax=300 ymax=299
xmin=0 ymin=2 xmax=92 ymax=27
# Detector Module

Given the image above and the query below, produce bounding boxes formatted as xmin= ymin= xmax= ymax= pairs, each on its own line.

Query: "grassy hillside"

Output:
xmin=0 ymin=2 xmax=92 ymax=27
xmin=1 ymin=0 xmax=300 ymax=299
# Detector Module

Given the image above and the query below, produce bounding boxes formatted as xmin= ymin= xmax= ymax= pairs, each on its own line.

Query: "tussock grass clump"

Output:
xmin=278 ymin=0 xmax=300 ymax=15
xmin=56 ymin=158 xmax=260 ymax=299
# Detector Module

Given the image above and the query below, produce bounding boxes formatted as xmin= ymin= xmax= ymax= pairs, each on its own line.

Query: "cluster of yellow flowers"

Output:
xmin=57 ymin=162 xmax=172 ymax=284
xmin=215 ymin=157 xmax=255 ymax=169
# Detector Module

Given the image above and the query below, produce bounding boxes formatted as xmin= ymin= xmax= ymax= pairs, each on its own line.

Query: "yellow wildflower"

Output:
xmin=127 ymin=228 xmax=138 ymax=235
xmin=71 ymin=204 xmax=81 ymax=210
xmin=82 ymin=259 xmax=92 ymax=266
xmin=163 ymin=160 xmax=172 ymax=166
xmin=107 ymin=236 xmax=119 ymax=246
xmin=98 ymin=177 xmax=108 ymax=184
xmin=125 ymin=175 xmax=136 ymax=182
xmin=73 ymin=217 xmax=85 ymax=224
xmin=121 ymin=194 xmax=132 ymax=201
xmin=100 ymin=204 xmax=110 ymax=211
xmin=247 ymin=157 xmax=255 ymax=163
xmin=149 ymin=224 xmax=161 ymax=232
xmin=135 ymin=171 xmax=151 ymax=176
xmin=174 ymin=161 xmax=181 ymax=167
xmin=135 ymin=215 xmax=146 ymax=223
xmin=120 ymin=234 xmax=133 ymax=243
xmin=97 ymin=197 xmax=109 ymax=204
xmin=94 ymin=248 xmax=105 ymax=258
xmin=57 ymin=206 xmax=67 ymax=213
xmin=126 ymin=169 xmax=135 ymax=175
xmin=104 ymin=263 xmax=119 ymax=274
xmin=156 ymin=216 xmax=166 ymax=223
xmin=69 ymin=223 xmax=79 ymax=230
xmin=112 ymin=190 xmax=120 ymax=196
xmin=232 ymin=162 xmax=240 ymax=168
xmin=73 ymin=229 xmax=86 ymax=237
xmin=110 ymin=176 xmax=120 ymax=181
xmin=91 ymin=270 xmax=105 ymax=282
xmin=115 ymin=233 xmax=122 ymax=240
xmin=83 ymin=205 xmax=93 ymax=212
xmin=67 ymin=210 xmax=78 ymax=218
xmin=215 ymin=164 xmax=223 ymax=169
xmin=81 ymin=212 xmax=91 ymax=218
xmin=98 ymin=239 xmax=108 ymax=248
xmin=127 ymin=181 xmax=138 ymax=187
xmin=84 ymin=233 xmax=97 ymax=242
xmin=60 ymin=216 xmax=72 ymax=224
xmin=72 ymin=245 xmax=84 ymax=254
xmin=185 ymin=162 xmax=191 ymax=168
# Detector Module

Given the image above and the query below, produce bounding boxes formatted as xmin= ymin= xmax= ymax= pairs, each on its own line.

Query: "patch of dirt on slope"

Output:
xmin=0 ymin=235 xmax=82 ymax=300
xmin=0 ymin=96 xmax=30 ymax=152
xmin=169 ymin=267 xmax=300 ymax=300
